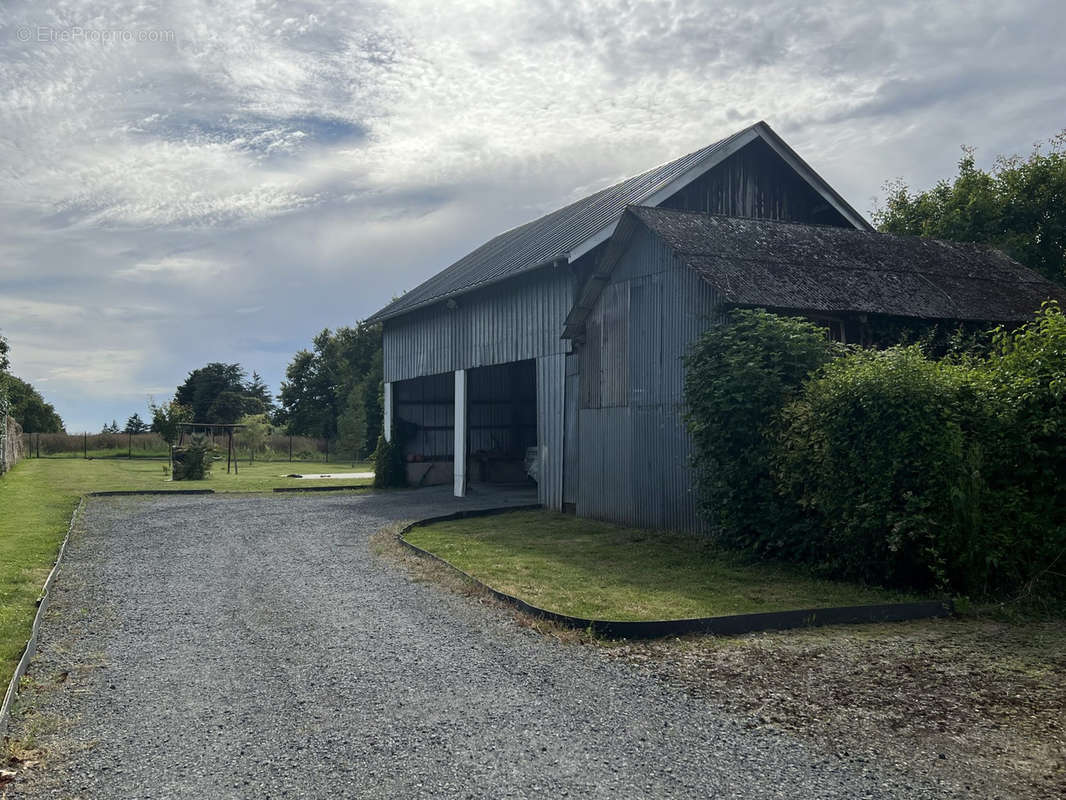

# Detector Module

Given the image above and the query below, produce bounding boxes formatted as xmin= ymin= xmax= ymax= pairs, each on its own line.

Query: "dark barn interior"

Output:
xmin=394 ymin=360 xmax=537 ymax=487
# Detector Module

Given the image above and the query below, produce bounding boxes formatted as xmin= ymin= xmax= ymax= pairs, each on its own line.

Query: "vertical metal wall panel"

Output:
xmin=536 ymin=353 xmax=567 ymax=510
xmin=575 ymin=226 xmax=721 ymax=532
xmin=382 ymin=266 xmax=573 ymax=383
xmin=563 ymin=353 xmax=581 ymax=507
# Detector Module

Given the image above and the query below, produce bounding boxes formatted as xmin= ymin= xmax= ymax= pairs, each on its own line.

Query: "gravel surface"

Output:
xmin=4 ymin=488 xmax=965 ymax=799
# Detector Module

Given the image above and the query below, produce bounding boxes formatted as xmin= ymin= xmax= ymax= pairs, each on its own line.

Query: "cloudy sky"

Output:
xmin=1 ymin=0 xmax=1063 ymax=431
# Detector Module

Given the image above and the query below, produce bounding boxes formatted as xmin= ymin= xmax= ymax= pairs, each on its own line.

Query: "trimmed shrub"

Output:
xmin=683 ymin=309 xmax=841 ymax=554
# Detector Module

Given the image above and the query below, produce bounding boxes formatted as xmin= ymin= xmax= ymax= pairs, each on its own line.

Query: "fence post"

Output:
xmin=83 ymin=432 xmax=87 ymax=459
xmin=128 ymin=431 xmax=132 ymax=459
xmin=36 ymin=432 xmax=40 ymax=458
xmin=325 ymin=437 xmax=328 ymax=463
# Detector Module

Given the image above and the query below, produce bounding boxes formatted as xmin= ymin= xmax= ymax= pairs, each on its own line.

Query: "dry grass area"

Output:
xmin=605 ymin=617 xmax=1065 ymax=799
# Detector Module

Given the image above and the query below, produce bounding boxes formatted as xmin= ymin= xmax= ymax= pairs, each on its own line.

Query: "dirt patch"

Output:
xmin=604 ymin=617 xmax=1065 ymax=799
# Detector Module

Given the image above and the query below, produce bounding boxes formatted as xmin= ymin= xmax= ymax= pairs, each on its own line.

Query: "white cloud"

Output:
xmin=0 ymin=0 xmax=1064 ymax=430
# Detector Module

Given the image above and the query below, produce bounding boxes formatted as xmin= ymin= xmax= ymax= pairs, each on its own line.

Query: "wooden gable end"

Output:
xmin=659 ymin=137 xmax=852 ymax=228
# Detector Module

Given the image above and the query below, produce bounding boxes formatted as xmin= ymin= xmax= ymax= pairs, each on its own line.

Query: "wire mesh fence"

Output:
xmin=22 ymin=431 xmax=359 ymax=463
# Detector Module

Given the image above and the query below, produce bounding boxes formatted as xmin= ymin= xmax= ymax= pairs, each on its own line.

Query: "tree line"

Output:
xmin=142 ymin=322 xmax=383 ymax=462
xmin=0 ymin=334 xmax=65 ymax=433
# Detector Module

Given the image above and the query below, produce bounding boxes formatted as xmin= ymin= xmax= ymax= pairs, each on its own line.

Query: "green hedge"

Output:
xmin=684 ymin=302 xmax=1066 ymax=602
xmin=682 ymin=309 xmax=840 ymax=555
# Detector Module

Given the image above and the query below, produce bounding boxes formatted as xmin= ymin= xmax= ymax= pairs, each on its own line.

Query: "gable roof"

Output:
xmin=368 ymin=121 xmax=871 ymax=323
xmin=563 ymin=206 xmax=1066 ymax=337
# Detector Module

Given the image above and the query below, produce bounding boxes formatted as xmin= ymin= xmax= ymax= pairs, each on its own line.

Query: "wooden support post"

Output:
xmin=383 ymin=382 xmax=393 ymax=443
xmin=226 ymin=429 xmax=232 ymax=474
xmin=128 ymin=431 xmax=132 ymax=459
xmin=454 ymin=369 xmax=467 ymax=498
xmin=83 ymin=432 xmax=87 ymax=459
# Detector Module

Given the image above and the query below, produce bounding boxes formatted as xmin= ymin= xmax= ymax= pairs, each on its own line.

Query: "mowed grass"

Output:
xmin=405 ymin=511 xmax=922 ymax=621
xmin=0 ymin=457 xmax=373 ymax=689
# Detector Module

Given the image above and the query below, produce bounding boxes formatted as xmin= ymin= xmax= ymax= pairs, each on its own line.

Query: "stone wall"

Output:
xmin=0 ymin=414 xmax=24 ymax=475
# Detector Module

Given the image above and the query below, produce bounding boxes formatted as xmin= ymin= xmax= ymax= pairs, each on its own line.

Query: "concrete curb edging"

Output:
xmin=0 ymin=497 xmax=85 ymax=737
xmin=397 ymin=508 xmax=954 ymax=639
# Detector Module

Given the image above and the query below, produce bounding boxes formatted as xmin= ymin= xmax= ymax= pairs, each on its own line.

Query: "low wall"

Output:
xmin=0 ymin=415 xmax=25 ymax=475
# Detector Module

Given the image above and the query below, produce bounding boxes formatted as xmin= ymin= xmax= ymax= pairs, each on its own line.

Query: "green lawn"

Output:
xmin=0 ymin=457 xmax=373 ymax=689
xmin=404 ymin=511 xmax=923 ymax=621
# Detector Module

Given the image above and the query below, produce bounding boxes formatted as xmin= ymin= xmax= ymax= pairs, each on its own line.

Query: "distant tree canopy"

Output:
xmin=875 ymin=131 xmax=1066 ymax=284
xmin=0 ymin=333 xmax=9 ymax=375
xmin=124 ymin=413 xmax=149 ymax=434
xmin=3 ymin=375 xmax=65 ymax=433
xmin=278 ymin=322 xmax=382 ymax=455
xmin=174 ymin=363 xmax=274 ymax=424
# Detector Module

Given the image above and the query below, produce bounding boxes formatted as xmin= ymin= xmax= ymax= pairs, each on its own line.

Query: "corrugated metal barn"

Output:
xmin=368 ymin=121 xmax=1066 ymax=530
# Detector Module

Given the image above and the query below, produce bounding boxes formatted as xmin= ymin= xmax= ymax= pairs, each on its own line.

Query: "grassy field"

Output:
xmin=404 ymin=510 xmax=921 ymax=620
xmin=0 ymin=457 xmax=373 ymax=690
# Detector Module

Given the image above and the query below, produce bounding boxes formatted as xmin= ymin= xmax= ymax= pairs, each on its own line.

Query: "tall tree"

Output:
xmin=124 ymin=413 xmax=149 ymax=434
xmin=875 ymin=131 xmax=1066 ymax=284
xmin=278 ymin=322 xmax=382 ymax=452
xmin=4 ymin=376 xmax=64 ymax=433
xmin=0 ymin=332 xmax=9 ymax=375
xmin=337 ymin=381 xmax=368 ymax=464
xmin=245 ymin=371 xmax=274 ymax=416
xmin=175 ymin=363 xmax=247 ymax=422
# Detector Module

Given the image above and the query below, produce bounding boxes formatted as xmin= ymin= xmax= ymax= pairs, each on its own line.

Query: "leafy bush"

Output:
xmin=774 ymin=302 xmax=1066 ymax=599
xmin=974 ymin=302 xmax=1066 ymax=597
xmin=172 ymin=433 xmax=213 ymax=481
xmin=685 ymin=302 xmax=1066 ymax=602
xmin=683 ymin=309 xmax=841 ymax=554
xmin=774 ymin=347 xmax=984 ymax=589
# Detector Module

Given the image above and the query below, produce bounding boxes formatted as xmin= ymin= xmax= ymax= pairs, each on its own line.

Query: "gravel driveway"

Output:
xmin=4 ymin=488 xmax=962 ymax=799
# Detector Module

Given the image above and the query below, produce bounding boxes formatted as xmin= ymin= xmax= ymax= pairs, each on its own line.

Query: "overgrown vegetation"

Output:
xmin=683 ymin=309 xmax=840 ymax=554
xmin=875 ymin=131 xmax=1066 ymax=284
xmin=685 ymin=304 xmax=1066 ymax=605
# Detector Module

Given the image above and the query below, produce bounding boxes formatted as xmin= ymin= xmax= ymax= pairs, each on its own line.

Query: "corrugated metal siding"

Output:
xmin=395 ymin=372 xmax=455 ymax=457
xmin=536 ymin=353 xmax=567 ymax=510
xmin=383 ymin=266 xmax=573 ymax=383
xmin=574 ymin=227 xmax=722 ymax=532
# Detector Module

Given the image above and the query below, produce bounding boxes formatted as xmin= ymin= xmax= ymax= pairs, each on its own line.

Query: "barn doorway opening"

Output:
xmin=392 ymin=360 xmax=537 ymax=489
xmin=466 ymin=360 xmax=537 ymax=486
